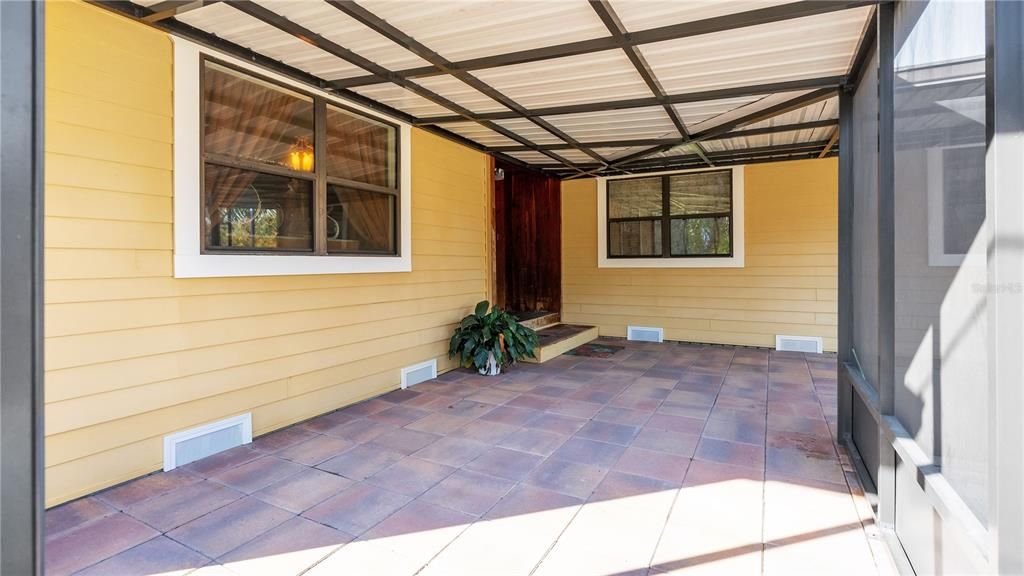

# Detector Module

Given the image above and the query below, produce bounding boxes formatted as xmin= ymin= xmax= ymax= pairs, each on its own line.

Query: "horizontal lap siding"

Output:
xmin=561 ymin=158 xmax=838 ymax=352
xmin=44 ymin=1 xmax=489 ymax=506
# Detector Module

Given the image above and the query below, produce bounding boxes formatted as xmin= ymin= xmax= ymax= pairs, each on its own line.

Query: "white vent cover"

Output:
xmin=627 ymin=326 xmax=664 ymax=343
xmin=401 ymin=358 xmax=437 ymax=389
xmin=163 ymin=413 xmax=252 ymax=472
xmin=775 ymin=335 xmax=824 ymax=354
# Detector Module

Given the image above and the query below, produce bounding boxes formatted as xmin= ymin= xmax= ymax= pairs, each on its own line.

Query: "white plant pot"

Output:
xmin=479 ymin=352 xmax=501 ymax=376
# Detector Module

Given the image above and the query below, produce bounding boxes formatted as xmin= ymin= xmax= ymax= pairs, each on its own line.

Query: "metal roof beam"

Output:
xmin=332 ymin=1 xmax=881 ymax=88
xmin=415 ymin=76 xmax=845 ymax=124
xmin=229 ymin=1 xmax=583 ymax=173
xmin=328 ymin=0 xmax=609 ymax=166
xmin=488 ymin=119 xmax=839 ymax=152
xmin=86 ymin=1 xmax=547 ymax=175
xmin=589 ymin=0 xmax=713 ymax=167
xmin=142 ymin=0 xmax=216 ymax=23
xmin=565 ymin=87 xmax=838 ymax=178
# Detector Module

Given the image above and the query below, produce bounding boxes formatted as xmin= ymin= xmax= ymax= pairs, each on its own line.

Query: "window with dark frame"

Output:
xmin=607 ymin=170 xmax=733 ymax=258
xmin=201 ymin=58 xmax=399 ymax=256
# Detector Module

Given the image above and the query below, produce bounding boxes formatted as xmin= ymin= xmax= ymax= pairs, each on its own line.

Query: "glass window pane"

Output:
xmin=204 ymin=61 xmax=314 ymax=171
xmin=671 ymin=217 xmax=730 ymax=255
xmin=326 ymin=185 xmax=396 ymax=254
xmin=669 ymin=170 xmax=731 ymax=215
xmin=204 ymin=164 xmax=313 ymax=251
xmin=893 ymin=0 xmax=987 ymax=522
xmin=608 ymin=177 xmax=662 ymax=218
xmin=326 ymin=105 xmax=397 ymax=188
xmin=609 ymin=220 xmax=662 ymax=257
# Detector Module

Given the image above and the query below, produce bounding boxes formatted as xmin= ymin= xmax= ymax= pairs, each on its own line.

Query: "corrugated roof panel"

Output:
xmin=673 ymin=95 xmax=765 ymax=130
xmin=541 ymin=107 xmax=678 ymax=141
xmin=492 ymin=118 xmax=567 ymax=146
xmin=176 ymin=3 xmax=365 ymax=80
xmin=557 ymin=149 xmax=603 ymax=163
xmin=742 ymin=96 xmax=839 ymax=130
xmin=357 ymin=0 xmax=609 ymax=62
xmin=350 ymin=83 xmax=455 ymax=118
xmin=255 ymin=0 xmax=431 ymax=77
xmin=473 ymin=50 xmax=653 ymax=109
xmin=682 ymin=91 xmax=813 ymax=134
xmin=505 ymin=151 xmax=561 ymax=164
xmin=639 ymin=8 xmax=871 ymax=94
xmin=594 ymin=146 xmax=662 ymax=161
xmin=412 ymin=75 xmax=510 ymax=114
xmin=610 ymin=0 xmax=793 ymax=33
xmin=441 ymin=122 xmax=522 ymax=147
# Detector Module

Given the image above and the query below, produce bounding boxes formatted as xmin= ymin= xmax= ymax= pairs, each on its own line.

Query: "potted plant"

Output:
xmin=448 ymin=300 xmax=540 ymax=375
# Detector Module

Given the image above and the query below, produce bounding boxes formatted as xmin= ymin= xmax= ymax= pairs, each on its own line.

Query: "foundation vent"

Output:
xmin=163 ymin=413 xmax=252 ymax=471
xmin=627 ymin=326 xmax=664 ymax=343
xmin=401 ymin=358 xmax=437 ymax=389
xmin=775 ymin=335 xmax=823 ymax=354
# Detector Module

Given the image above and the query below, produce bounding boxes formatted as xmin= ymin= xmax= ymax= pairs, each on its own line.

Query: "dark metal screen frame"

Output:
xmin=0 ymin=0 xmax=45 ymax=574
xmin=836 ymin=1 xmax=1024 ymax=573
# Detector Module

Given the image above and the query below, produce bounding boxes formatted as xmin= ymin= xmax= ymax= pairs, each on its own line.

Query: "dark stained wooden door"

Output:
xmin=494 ymin=161 xmax=561 ymax=314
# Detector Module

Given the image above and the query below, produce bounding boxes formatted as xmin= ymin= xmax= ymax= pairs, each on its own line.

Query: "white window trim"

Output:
xmin=596 ymin=165 xmax=744 ymax=268
xmin=172 ymin=37 xmax=412 ymax=278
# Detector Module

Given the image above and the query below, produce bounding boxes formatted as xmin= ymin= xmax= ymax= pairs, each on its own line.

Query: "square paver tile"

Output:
xmin=447 ymin=419 xmax=519 ymax=444
xmin=465 ymin=446 xmax=544 ymax=481
xmin=167 ymin=496 xmax=293 ymax=558
xmin=614 ymin=446 xmax=690 ymax=484
xmin=367 ymin=457 xmax=455 ymax=497
xmin=218 ymin=516 xmax=353 ymax=576
xmin=125 ymin=480 xmax=243 ymax=532
xmin=497 ymin=428 xmax=569 ymax=456
xmin=74 ymin=535 xmax=209 ymax=576
xmin=406 ymin=412 xmax=473 ymax=435
xmin=95 ymin=469 xmax=203 ymax=511
xmin=367 ymin=405 xmax=432 ymax=427
xmin=552 ymin=437 xmax=626 ymax=468
xmin=302 ymin=483 xmax=412 ymax=536
xmin=316 ymin=444 xmax=405 ymax=481
xmin=412 ymin=436 xmax=489 ymax=467
xmin=525 ymin=458 xmax=609 ymax=500
xmin=252 ymin=427 xmax=318 ymax=454
xmin=479 ymin=405 xmax=542 ymax=427
xmin=253 ymin=467 xmax=353 ymax=513
xmin=210 ymin=455 xmax=307 ymax=494
xmin=276 ymin=435 xmax=354 ymax=466
xmin=633 ymin=427 xmax=700 ymax=458
xmin=46 ymin=497 xmax=116 ymax=538
xmin=695 ymin=438 xmax=766 ymax=470
xmin=420 ymin=470 xmax=515 ymax=516
xmin=575 ymin=420 xmax=640 ymax=445
xmin=368 ymin=427 xmax=441 ymax=455
xmin=525 ymin=412 xmax=588 ymax=435
xmin=45 ymin=513 xmax=159 ymax=576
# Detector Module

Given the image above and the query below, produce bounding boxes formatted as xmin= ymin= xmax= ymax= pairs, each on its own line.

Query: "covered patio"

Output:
xmin=1 ymin=0 xmax=1019 ymax=574
xmin=46 ymin=340 xmax=892 ymax=576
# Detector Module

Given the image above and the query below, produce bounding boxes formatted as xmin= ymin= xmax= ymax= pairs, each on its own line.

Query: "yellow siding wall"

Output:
xmin=561 ymin=158 xmax=838 ymax=351
xmin=44 ymin=1 xmax=490 ymax=506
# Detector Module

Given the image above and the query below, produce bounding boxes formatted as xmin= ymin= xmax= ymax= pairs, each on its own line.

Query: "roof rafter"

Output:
xmin=88 ymin=0 xmax=548 ymax=173
xmin=490 ymin=119 xmax=838 ymax=152
xmin=331 ymin=1 xmax=881 ymax=88
xmin=229 ymin=1 xmax=585 ymax=173
xmin=588 ymin=0 xmax=713 ymax=167
xmin=141 ymin=0 xmax=215 ymax=23
xmin=328 ymin=0 xmax=609 ymax=166
xmin=414 ymin=76 xmax=845 ymax=125
xmin=565 ymin=87 xmax=838 ymax=179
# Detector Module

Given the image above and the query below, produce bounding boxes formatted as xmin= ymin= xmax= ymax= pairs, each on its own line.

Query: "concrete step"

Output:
xmin=514 ymin=311 xmax=560 ymax=331
xmin=522 ymin=323 xmax=599 ymax=364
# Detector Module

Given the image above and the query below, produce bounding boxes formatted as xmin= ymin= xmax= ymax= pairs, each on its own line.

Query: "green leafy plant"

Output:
xmin=448 ymin=301 xmax=539 ymax=374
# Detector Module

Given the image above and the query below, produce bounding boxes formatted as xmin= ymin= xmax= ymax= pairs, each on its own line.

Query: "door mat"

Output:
xmin=564 ymin=342 xmax=625 ymax=359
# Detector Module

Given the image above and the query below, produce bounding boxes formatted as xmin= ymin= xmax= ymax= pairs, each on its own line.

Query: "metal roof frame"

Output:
xmin=93 ymin=0 xmax=881 ymax=179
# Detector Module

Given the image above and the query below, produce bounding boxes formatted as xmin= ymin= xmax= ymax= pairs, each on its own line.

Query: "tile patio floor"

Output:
xmin=46 ymin=339 xmax=897 ymax=576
